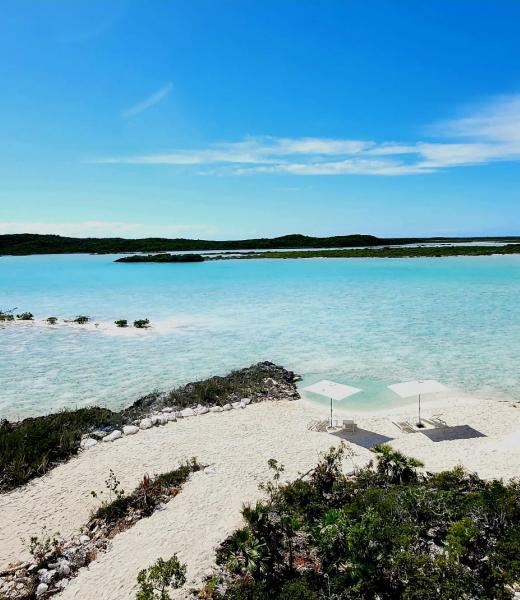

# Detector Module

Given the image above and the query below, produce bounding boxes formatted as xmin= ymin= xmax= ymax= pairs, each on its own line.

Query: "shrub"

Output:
xmin=22 ymin=526 xmax=62 ymax=567
xmin=153 ymin=458 xmax=201 ymax=488
xmin=214 ymin=446 xmax=520 ymax=599
xmin=73 ymin=315 xmax=90 ymax=324
xmin=0 ymin=407 xmax=123 ymax=491
xmin=46 ymin=316 xmax=58 ymax=324
xmin=115 ymin=319 xmax=128 ymax=327
xmin=134 ymin=319 xmax=150 ymax=329
xmin=136 ymin=555 xmax=186 ymax=600
xmin=16 ymin=312 xmax=33 ymax=320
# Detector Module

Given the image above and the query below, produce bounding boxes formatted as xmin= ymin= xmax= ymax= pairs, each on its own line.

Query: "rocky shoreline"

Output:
xmin=1 ymin=362 xmax=300 ymax=492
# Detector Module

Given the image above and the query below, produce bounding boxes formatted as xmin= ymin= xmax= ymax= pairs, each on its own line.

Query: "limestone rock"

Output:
xmin=139 ymin=418 xmax=152 ymax=430
xmin=222 ymin=403 xmax=232 ymax=411
xmin=80 ymin=437 xmax=98 ymax=449
xmin=210 ymin=406 xmax=223 ymax=413
xmin=181 ymin=407 xmax=196 ymax=418
xmin=36 ymin=583 xmax=48 ymax=597
xmin=241 ymin=397 xmax=252 ymax=405
xmin=103 ymin=430 xmax=122 ymax=442
xmin=123 ymin=425 xmax=139 ymax=436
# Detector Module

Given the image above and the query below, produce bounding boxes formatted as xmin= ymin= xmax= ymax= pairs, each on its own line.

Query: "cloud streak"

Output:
xmin=122 ymin=82 xmax=173 ymax=117
xmin=101 ymin=94 xmax=520 ymax=175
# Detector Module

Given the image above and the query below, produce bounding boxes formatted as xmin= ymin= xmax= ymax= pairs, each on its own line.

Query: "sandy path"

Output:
xmin=1 ymin=397 xmax=519 ymax=599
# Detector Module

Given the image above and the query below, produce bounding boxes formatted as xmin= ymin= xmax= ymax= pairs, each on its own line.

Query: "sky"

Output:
xmin=1 ymin=1 xmax=519 ymax=239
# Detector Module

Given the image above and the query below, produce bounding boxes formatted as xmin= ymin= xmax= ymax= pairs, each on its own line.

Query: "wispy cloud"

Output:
xmin=122 ymin=82 xmax=173 ymax=118
xmin=99 ymin=93 xmax=520 ymax=175
xmin=0 ymin=221 xmax=212 ymax=239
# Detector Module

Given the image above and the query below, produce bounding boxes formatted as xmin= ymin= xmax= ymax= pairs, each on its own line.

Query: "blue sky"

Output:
xmin=1 ymin=1 xmax=519 ymax=239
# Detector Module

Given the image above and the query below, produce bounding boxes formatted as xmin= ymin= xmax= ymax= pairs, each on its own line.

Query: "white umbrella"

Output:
xmin=388 ymin=379 xmax=449 ymax=426
xmin=303 ymin=380 xmax=362 ymax=427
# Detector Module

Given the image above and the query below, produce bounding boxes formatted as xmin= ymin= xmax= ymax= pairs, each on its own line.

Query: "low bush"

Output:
xmin=16 ymin=312 xmax=33 ymax=320
xmin=0 ymin=407 xmax=123 ymax=491
xmin=46 ymin=316 xmax=58 ymax=324
xmin=136 ymin=554 xmax=187 ymax=599
xmin=134 ymin=318 xmax=150 ymax=328
xmin=115 ymin=319 xmax=128 ymax=327
xmin=73 ymin=315 xmax=90 ymax=324
xmin=212 ymin=444 xmax=520 ymax=599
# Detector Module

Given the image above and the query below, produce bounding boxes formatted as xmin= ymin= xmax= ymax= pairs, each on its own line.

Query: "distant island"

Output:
xmin=114 ymin=243 xmax=520 ymax=263
xmin=115 ymin=253 xmax=205 ymax=263
xmin=2 ymin=232 xmax=520 ymax=256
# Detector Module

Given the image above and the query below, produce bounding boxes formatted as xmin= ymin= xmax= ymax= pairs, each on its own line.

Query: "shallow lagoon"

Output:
xmin=1 ymin=253 xmax=519 ymax=419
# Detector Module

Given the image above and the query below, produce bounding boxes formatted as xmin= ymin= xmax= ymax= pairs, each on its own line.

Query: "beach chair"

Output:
xmin=341 ymin=419 xmax=357 ymax=432
xmin=393 ymin=419 xmax=416 ymax=433
xmin=423 ymin=414 xmax=448 ymax=428
xmin=307 ymin=419 xmax=328 ymax=432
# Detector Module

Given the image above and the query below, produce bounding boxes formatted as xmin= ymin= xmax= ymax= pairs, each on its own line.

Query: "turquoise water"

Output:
xmin=1 ymin=254 xmax=519 ymax=419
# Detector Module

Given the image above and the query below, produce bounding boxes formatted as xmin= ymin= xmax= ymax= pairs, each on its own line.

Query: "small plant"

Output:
xmin=73 ymin=315 xmax=90 ymax=324
xmin=22 ymin=526 xmax=62 ymax=566
xmin=115 ymin=319 xmax=128 ymax=328
xmin=0 ymin=313 xmax=15 ymax=322
xmin=134 ymin=319 xmax=150 ymax=329
xmin=136 ymin=554 xmax=186 ymax=600
xmin=16 ymin=312 xmax=34 ymax=320
xmin=46 ymin=317 xmax=58 ymax=325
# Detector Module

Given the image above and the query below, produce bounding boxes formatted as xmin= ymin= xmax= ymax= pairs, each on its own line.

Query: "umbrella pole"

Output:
xmin=330 ymin=398 xmax=333 ymax=428
xmin=418 ymin=393 xmax=421 ymax=426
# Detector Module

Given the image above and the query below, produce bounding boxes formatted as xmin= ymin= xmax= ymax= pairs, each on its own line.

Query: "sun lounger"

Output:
xmin=341 ymin=419 xmax=357 ymax=432
xmin=393 ymin=419 xmax=416 ymax=433
xmin=307 ymin=419 xmax=329 ymax=432
xmin=423 ymin=414 xmax=448 ymax=428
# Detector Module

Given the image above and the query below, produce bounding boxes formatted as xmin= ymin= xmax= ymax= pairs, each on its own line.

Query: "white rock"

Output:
xmin=39 ymin=569 xmax=55 ymax=584
xmin=175 ymin=411 xmax=184 ymax=419
xmin=222 ymin=403 xmax=232 ymax=411
xmin=57 ymin=562 xmax=70 ymax=577
xmin=139 ymin=418 xmax=152 ymax=430
xmin=210 ymin=406 xmax=223 ymax=413
xmin=181 ymin=407 xmax=196 ymax=418
xmin=79 ymin=535 xmax=90 ymax=544
xmin=232 ymin=401 xmax=244 ymax=409
xmin=241 ymin=397 xmax=251 ymax=405
xmin=103 ymin=430 xmax=122 ymax=442
xmin=161 ymin=406 xmax=173 ymax=413
xmin=165 ymin=412 xmax=176 ymax=422
xmin=123 ymin=425 xmax=139 ymax=436
xmin=80 ymin=437 xmax=98 ymax=449
xmin=36 ymin=583 xmax=48 ymax=597
xmin=196 ymin=406 xmax=209 ymax=415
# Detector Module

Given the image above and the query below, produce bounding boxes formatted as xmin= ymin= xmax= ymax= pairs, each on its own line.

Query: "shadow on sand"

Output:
xmin=421 ymin=425 xmax=486 ymax=443
xmin=331 ymin=428 xmax=394 ymax=450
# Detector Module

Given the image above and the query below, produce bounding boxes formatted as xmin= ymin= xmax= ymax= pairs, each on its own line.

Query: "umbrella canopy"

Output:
xmin=388 ymin=380 xmax=449 ymax=398
xmin=388 ymin=379 xmax=449 ymax=426
xmin=303 ymin=380 xmax=362 ymax=427
xmin=303 ymin=380 xmax=362 ymax=401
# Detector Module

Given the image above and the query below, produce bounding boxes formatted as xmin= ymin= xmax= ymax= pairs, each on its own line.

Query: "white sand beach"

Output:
xmin=1 ymin=395 xmax=520 ymax=599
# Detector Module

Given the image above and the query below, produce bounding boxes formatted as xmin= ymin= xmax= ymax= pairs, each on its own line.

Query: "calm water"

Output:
xmin=1 ymin=254 xmax=519 ymax=419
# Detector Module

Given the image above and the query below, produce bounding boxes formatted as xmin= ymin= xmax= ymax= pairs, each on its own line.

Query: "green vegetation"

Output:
xmin=0 ymin=309 xmax=15 ymax=322
xmin=116 ymin=253 xmax=205 ymax=263
xmin=215 ymin=243 xmax=520 ymax=261
xmin=16 ymin=311 xmax=33 ymax=320
xmin=211 ymin=444 xmax=520 ymax=599
xmin=136 ymin=555 xmax=187 ymax=600
xmin=73 ymin=315 xmax=90 ymax=324
xmin=22 ymin=526 xmax=62 ymax=567
xmin=0 ymin=407 xmax=123 ymax=491
xmin=4 ymin=233 xmax=520 ymax=256
xmin=1 ymin=362 xmax=295 ymax=492
xmin=46 ymin=316 xmax=58 ymax=324
xmin=115 ymin=319 xmax=128 ymax=327
xmin=91 ymin=460 xmax=200 ymax=525
xmin=134 ymin=318 xmax=150 ymax=328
